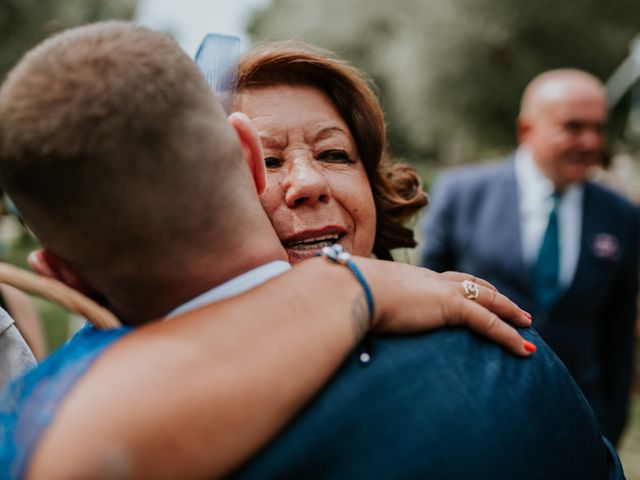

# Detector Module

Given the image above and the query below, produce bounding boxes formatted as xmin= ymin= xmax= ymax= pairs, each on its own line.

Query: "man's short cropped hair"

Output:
xmin=0 ymin=22 xmax=248 ymax=320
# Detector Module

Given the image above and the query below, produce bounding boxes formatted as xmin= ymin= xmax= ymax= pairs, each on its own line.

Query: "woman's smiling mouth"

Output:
xmin=284 ymin=233 xmax=343 ymax=251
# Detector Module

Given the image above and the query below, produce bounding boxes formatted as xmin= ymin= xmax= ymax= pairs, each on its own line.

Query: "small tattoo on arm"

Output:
xmin=350 ymin=292 xmax=369 ymax=342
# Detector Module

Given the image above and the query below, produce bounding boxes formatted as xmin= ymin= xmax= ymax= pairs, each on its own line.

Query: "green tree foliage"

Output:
xmin=0 ymin=0 xmax=137 ymax=82
xmin=248 ymin=0 xmax=640 ymax=163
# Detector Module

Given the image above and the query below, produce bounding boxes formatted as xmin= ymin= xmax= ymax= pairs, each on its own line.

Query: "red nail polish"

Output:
xmin=523 ymin=311 xmax=532 ymax=320
xmin=523 ymin=340 xmax=537 ymax=353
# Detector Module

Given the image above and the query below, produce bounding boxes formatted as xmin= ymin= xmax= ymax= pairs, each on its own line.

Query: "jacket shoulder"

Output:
xmin=586 ymin=181 xmax=639 ymax=222
xmin=434 ymin=158 xmax=513 ymax=191
xmin=430 ymin=158 xmax=514 ymax=206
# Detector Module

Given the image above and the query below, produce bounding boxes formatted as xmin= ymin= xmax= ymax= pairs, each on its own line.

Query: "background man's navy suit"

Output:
xmin=235 ymin=329 xmax=621 ymax=479
xmin=420 ymin=158 xmax=639 ymax=444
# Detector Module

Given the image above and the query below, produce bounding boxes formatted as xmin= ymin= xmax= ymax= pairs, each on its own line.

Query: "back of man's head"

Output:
xmin=0 ymin=22 xmax=260 ymax=322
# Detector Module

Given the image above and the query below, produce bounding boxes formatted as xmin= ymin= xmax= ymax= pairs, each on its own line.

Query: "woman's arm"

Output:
xmin=28 ymin=257 xmax=532 ymax=479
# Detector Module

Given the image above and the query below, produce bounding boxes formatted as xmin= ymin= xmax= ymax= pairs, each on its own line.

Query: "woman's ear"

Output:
xmin=516 ymin=115 xmax=532 ymax=144
xmin=28 ymin=249 xmax=97 ymax=298
xmin=228 ymin=112 xmax=266 ymax=195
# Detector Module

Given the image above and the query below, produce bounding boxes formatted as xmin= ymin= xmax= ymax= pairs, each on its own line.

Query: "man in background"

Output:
xmin=421 ymin=69 xmax=640 ymax=444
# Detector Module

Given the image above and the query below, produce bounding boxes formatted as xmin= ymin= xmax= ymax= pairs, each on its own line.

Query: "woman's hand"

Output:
xmin=354 ymin=257 xmax=535 ymax=357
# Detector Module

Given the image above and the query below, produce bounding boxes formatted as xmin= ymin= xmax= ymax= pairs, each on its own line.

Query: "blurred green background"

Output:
xmin=248 ymin=0 xmax=640 ymax=167
xmin=1 ymin=0 xmax=639 ymax=476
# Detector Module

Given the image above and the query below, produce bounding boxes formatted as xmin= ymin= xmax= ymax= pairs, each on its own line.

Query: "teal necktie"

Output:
xmin=531 ymin=193 xmax=561 ymax=308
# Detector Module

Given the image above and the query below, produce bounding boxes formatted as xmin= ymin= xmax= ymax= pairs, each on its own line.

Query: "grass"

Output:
xmin=620 ymin=394 xmax=640 ymax=479
xmin=620 ymin=348 xmax=640 ymax=479
xmin=33 ymin=297 xmax=71 ymax=351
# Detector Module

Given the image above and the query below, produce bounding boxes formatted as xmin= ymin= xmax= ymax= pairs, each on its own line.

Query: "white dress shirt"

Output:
xmin=514 ymin=147 xmax=583 ymax=288
xmin=165 ymin=260 xmax=291 ymax=318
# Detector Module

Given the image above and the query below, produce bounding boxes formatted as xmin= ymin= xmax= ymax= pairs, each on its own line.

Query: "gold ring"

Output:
xmin=462 ymin=280 xmax=480 ymax=301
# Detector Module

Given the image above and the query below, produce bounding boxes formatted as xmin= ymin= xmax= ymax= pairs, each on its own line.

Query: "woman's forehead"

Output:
xmin=236 ymin=84 xmax=355 ymax=143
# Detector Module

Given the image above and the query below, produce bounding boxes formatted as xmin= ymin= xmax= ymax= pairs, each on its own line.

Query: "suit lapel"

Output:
xmin=499 ymin=159 xmax=530 ymax=294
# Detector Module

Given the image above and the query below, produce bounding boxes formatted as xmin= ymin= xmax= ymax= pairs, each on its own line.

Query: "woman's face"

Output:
xmin=236 ymin=84 xmax=376 ymax=263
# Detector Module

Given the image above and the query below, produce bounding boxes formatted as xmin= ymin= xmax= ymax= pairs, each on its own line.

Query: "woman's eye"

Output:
xmin=316 ymin=150 xmax=353 ymax=164
xmin=264 ymin=157 xmax=282 ymax=168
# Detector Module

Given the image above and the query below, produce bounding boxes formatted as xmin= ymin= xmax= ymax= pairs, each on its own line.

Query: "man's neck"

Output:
xmin=114 ymin=231 xmax=289 ymax=326
xmin=166 ymin=260 xmax=290 ymax=318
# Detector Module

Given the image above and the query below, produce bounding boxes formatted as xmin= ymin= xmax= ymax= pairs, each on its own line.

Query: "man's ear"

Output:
xmin=228 ymin=112 xmax=266 ymax=195
xmin=28 ymin=249 xmax=97 ymax=298
xmin=27 ymin=249 xmax=56 ymax=279
xmin=516 ymin=116 xmax=531 ymax=144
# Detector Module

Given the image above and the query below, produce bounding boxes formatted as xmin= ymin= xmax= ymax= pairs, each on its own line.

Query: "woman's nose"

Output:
xmin=282 ymin=158 xmax=331 ymax=208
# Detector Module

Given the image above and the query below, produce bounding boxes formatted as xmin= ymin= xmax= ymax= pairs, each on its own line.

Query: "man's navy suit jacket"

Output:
xmin=419 ymin=157 xmax=640 ymax=444
xmin=235 ymin=329 xmax=622 ymax=479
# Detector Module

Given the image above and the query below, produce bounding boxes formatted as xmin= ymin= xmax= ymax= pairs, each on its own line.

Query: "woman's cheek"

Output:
xmin=349 ymin=178 xmax=377 ymax=256
xmin=259 ymin=175 xmax=281 ymax=211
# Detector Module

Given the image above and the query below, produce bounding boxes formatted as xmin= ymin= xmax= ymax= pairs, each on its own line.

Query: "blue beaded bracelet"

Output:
xmin=319 ymin=244 xmax=374 ymax=364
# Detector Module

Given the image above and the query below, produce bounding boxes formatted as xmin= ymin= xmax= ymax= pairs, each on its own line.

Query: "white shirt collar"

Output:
xmin=514 ymin=147 xmax=554 ymax=202
xmin=165 ymin=260 xmax=291 ymax=319
xmin=514 ymin=146 xmax=584 ymax=288
xmin=514 ymin=146 xmax=584 ymax=199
